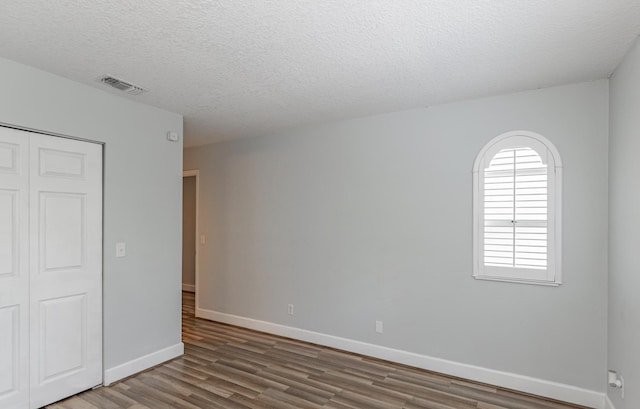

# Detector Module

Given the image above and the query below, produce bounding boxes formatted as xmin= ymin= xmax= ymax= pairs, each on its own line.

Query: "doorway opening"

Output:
xmin=182 ymin=170 xmax=199 ymax=317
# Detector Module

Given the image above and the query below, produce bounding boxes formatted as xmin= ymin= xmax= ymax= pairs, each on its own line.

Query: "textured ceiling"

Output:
xmin=0 ymin=1 xmax=639 ymax=147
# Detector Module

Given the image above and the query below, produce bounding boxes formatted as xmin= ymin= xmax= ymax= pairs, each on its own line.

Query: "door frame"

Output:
xmin=183 ymin=170 xmax=200 ymax=311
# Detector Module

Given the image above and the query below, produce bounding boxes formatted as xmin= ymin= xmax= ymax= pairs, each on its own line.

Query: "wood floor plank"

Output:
xmin=46 ymin=292 xmax=593 ymax=409
xmin=76 ymin=391 xmax=124 ymax=409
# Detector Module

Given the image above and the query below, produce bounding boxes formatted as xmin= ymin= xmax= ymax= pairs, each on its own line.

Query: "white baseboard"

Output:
xmin=605 ymin=394 xmax=617 ymax=409
xmin=103 ymin=342 xmax=184 ymax=386
xmin=197 ymin=307 xmax=605 ymax=409
xmin=182 ymin=284 xmax=195 ymax=292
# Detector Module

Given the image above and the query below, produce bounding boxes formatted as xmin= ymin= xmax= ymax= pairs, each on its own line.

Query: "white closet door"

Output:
xmin=28 ymin=134 xmax=102 ymax=408
xmin=0 ymin=128 xmax=29 ymax=409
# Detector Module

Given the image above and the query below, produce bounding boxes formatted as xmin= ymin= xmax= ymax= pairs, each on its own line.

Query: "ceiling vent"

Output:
xmin=97 ymin=75 xmax=147 ymax=95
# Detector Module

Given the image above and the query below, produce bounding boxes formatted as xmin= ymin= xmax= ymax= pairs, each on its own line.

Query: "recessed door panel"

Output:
xmin=0 ymin=306 xmax=19 ymax=398
xmin=0 ymin=190 xmax=17 ymax=277
xmin=38 ymin=295 xmax=86 ymax=383
xmin=0 ymin=142 xmax=18 ymax=173
xmin=39 ymin=149 xmax=85 ymax=179
xmin=40 ymin=193 xmax=85 ymax=272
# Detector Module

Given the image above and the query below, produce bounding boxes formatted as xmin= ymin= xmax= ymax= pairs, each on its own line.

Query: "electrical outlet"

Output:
xmin=287 ymin=304 xmax=294 ymax=315
xmin=375 ymin=320 xmax=383 ymax=333
xmin=115 ymin=242 xmax=126 ymax=258
xmin=609 ymin=370 xmax=625 ymax=398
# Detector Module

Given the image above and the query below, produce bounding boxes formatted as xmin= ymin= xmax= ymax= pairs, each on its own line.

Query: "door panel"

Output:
xmin=38 ymin=294 xmax=86 ymax=383
xmin=29 ymin=133 xmax=102 ymax=409
xmin=41 ymin=193 xmax=85 ymax=272
xmin=0 ymin=306 xmax=19 ymax=396
xmin=0 ymin=129 xmax=29 ymax=409
xmin=38 ymin=148 xmax=86 ymax=179
xmin=0 ymin=190 xmax=18 ymax=276
xmin=0 ymin=142 xmax=19 ymax=173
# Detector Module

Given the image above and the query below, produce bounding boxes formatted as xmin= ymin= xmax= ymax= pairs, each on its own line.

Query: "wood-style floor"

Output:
xmin=48 ymin=292 xmax=590 ymax=409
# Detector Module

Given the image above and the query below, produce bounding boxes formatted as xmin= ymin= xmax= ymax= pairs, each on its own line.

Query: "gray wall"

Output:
xmin=0 ymin=57 xmax=184 ymax=370
xmin=609 ymin=37 xmax=640 ymax=408
xmin=184 ymin=80 xmax=609 ymax=391
xmin=182 ymin=175 xmax=196 ymax=287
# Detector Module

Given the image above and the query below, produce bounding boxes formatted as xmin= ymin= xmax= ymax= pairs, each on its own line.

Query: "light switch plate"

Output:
xmin=375 ymin=320 xmax=383 ymax=333
xmin=115 ymin=242 xmax=126 ymax=257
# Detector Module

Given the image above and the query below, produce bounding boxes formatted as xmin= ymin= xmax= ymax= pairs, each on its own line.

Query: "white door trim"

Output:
xmin=183 ymin=170 xmax=199 ymax=310
xmin=0 ymin=122 xmax=105 ymax=146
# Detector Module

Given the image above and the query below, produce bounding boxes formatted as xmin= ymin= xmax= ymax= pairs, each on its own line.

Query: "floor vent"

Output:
xmin=97 ymin=75 xmax=147 ymax=95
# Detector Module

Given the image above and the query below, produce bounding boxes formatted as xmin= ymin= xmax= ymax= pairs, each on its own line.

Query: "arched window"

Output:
xmin=473 ymin=131 xmax=562 ymax=285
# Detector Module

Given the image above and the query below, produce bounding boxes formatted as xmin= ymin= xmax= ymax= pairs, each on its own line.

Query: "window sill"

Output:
xmin=473 ymin=275 xmax=562 ymax=287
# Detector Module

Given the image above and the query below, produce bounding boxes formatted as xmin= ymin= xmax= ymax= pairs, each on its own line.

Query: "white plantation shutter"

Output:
xmin=473 ymin=132 xmax=562 ymax=286
xmin=483 ymin=147 xmax=547 ymax=269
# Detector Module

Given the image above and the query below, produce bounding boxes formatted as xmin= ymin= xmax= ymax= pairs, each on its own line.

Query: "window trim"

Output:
xmin=473 ymin=131 xmax=563 ymax=286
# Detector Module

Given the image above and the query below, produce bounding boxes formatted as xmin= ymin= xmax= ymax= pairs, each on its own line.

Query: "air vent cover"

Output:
xmin=97 ymin=75 xmax=147 ymax=95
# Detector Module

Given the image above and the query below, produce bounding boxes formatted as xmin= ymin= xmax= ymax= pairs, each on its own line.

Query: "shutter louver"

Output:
xmin=483 ymin=147 xmax=547 ymax=270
